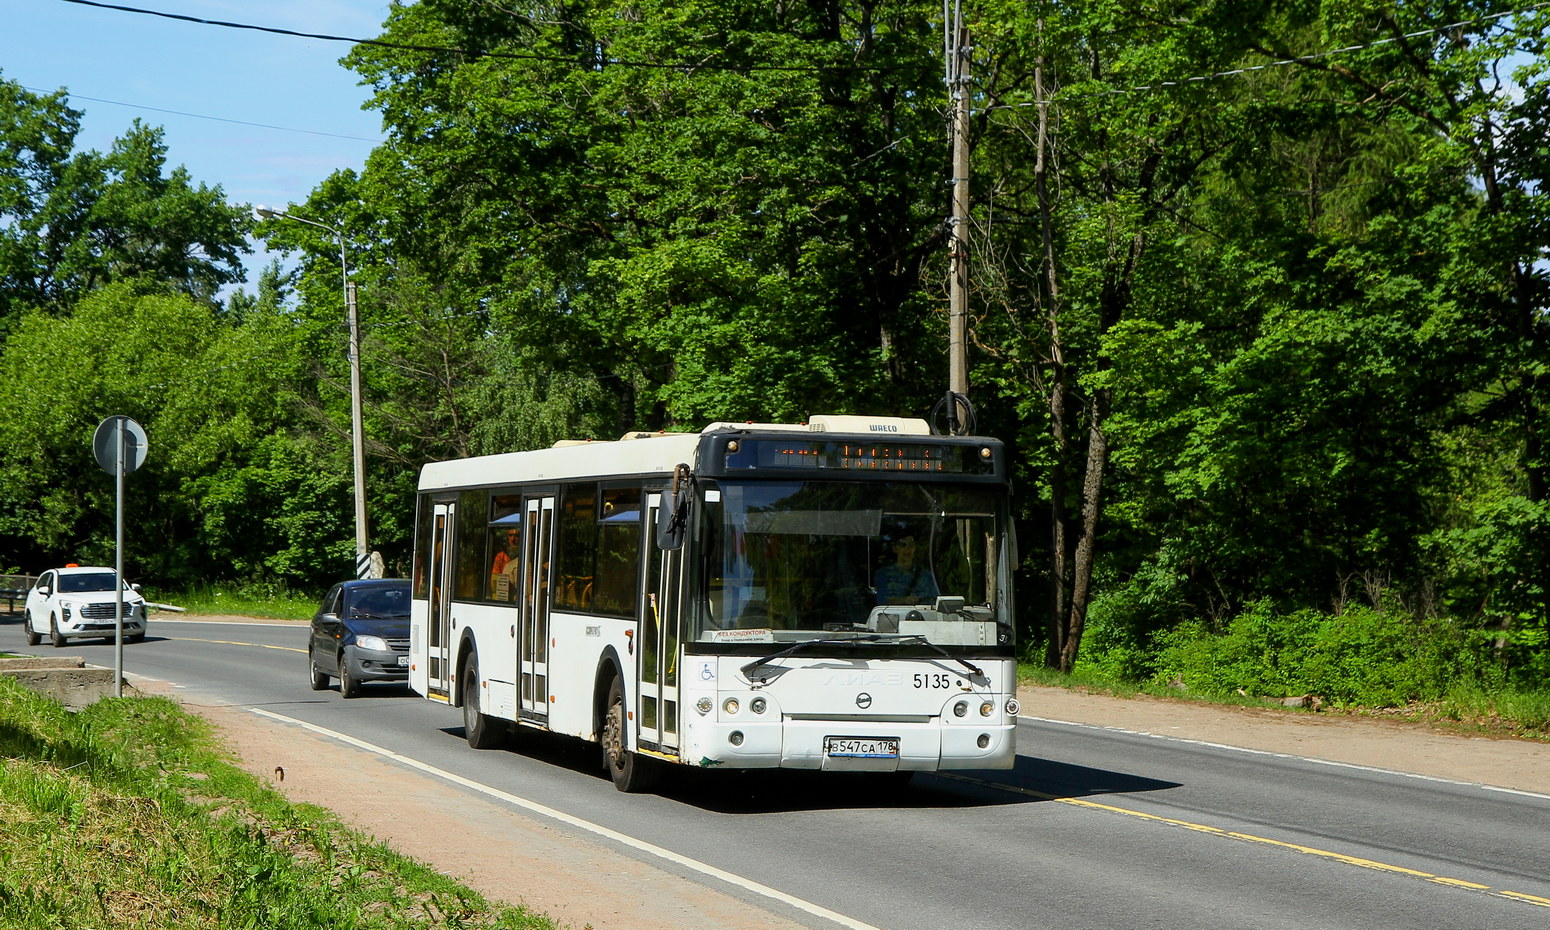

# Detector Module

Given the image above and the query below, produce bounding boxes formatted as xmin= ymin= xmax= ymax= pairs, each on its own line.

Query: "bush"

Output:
xmin=1150 ymin=603 xmax=1478 ymax=706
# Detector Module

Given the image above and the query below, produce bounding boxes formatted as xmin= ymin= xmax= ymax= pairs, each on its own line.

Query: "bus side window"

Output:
xmin=557 ymin=486 xmax=597 ymax=611
xmin=594 ymin=487 xmax=641 ymax=616
xmin=488 ymin=493 xmax=523 ymax=602
xmin=454 ymin=489 xmax=488 ymax=600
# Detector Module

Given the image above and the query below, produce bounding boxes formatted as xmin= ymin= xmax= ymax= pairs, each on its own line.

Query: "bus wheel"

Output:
xmin=461 ymin=654 xmax=504 ymax=749
xmin=602 ymin=677 xmax=657 ymax=793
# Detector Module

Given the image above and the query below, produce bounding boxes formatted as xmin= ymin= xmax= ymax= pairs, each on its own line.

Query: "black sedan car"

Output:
xmin=308 ymin=579 xmax=411 ymax=698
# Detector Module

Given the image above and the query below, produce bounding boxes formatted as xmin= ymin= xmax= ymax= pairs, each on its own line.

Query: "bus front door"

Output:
xmin=519 ymin=495 xmax=555 ymax=721
xmin=640 ymin=493 xmax=681 ymax=757
xmin=426 ymin=500 xmax=456 ymax=702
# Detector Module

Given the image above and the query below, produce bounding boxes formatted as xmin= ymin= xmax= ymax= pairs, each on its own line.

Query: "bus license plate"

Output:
xmin=397 ymin=656 xmax=409 ymax=667
xmin=824 ymin=737 xmax=900 ymax=759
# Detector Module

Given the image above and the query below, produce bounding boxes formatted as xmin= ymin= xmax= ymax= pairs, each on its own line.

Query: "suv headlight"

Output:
xmin=355 ymin=635 xmax=389 ymax=652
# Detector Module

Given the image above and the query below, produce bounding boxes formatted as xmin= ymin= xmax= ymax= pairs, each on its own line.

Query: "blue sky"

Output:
xmin=0 ymin=0 xmax=393 ymax=289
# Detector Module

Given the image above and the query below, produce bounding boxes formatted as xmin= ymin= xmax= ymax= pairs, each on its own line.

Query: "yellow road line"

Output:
xmin=168 ymin=636 xmax=306 ymax=654
xmin=939 ymin=773 xmax=1550 ymax=909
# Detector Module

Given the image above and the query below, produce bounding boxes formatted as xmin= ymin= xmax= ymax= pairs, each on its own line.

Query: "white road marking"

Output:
xmin=248 ymin=708 xmax=883 ymax=930
xmin=1018 ymin=714 xmax=1550 ymax=801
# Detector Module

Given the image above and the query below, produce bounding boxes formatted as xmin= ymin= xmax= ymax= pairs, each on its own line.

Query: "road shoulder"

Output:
xmin=167 ymin=691 xmax=813 ymax=930
xmin=1020 ymin=684 xmax=1550 ymax=795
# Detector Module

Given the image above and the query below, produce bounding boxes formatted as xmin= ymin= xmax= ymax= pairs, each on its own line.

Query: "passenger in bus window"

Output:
xmin=490 ymin=529 xmax=520 ymax=601
xmin=874 ymin=534 xmax=938 ymax=605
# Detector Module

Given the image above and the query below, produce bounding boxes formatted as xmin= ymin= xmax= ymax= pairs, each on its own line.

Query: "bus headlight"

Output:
xmin=696 ymin=697 xmax=712 ymax=715
xmin=750 ymin=697 xmax=767 ymax=714
xmin=723 ymin=697 xmax=740 ymax=715
xmin=953 ymin=700 xmax=969 ymax=717
xmin=980 ymin=701 xmax=994 ymax=717
xmin=977 ymin=733 xmax=991 ymax=748
xmin=729 ymin=730 xmax=744 ymax=746
xmin=1006 ymin=699 xmax=1021 ymax=716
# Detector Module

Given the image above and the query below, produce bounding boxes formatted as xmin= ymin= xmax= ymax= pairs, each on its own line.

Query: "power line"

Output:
xmin=55 ymin=0 xmax=928 ymax=74
xmin=21 ymin=84 xmax=383 ymax=143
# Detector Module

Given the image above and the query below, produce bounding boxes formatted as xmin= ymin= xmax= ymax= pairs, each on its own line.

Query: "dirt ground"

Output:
xmin=142 ymin=618 xmax=1550 ymax=930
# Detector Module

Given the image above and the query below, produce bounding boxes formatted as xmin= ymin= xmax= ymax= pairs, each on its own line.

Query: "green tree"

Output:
xmin=0 ymin=76 xmax=249 ymax=329
xmin=0 ymin=281 xmax=340 ymax=586
xmin=332 ymin=0 xmax=954 ymax=429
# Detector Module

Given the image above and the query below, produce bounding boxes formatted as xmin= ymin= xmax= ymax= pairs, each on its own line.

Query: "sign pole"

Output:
xmin=93 ymin=415 xmax=146 ymax=700
xmin=114 ymin=419 xmax=125 ymax=698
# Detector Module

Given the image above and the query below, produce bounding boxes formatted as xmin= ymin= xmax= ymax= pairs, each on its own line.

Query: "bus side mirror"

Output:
xmin=656 ymin=464 xmax=692 ymax=551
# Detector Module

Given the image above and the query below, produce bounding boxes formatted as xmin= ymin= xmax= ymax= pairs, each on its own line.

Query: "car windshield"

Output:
xmin=693 ymin=480 xmax=1009 ymax=647
xmin=349 ymin=587 xmax=410 ymax=619
xmin=58 ymin=572 xmax=121 ymax=593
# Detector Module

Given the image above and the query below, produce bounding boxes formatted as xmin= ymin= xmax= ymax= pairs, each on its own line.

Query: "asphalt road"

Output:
xmin=5 ymin=614 xmax=1549 ymax=930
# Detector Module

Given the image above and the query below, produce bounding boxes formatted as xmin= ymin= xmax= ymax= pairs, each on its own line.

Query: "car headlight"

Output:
xmin=354 ymin=635 xmax=389 ymax=652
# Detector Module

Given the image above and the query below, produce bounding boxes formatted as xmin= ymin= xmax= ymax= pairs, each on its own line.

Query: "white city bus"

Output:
xmin=409 ymin=414 xmax=1019 ymax=791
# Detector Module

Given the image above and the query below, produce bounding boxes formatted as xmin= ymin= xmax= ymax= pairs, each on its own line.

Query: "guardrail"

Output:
xmin=0 ymin=576 xmax=186 ymax=615
xmin=0 ymin=575 xmax=37 ymax=613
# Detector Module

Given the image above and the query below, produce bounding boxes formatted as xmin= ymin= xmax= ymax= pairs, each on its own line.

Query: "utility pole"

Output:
xmin=945 ymin=0 xmax=972 ymax=433
xmin=254 ymin=206 xmax=373 ymax=576
xmin=346 ymin=278 xmax=369 ymax=569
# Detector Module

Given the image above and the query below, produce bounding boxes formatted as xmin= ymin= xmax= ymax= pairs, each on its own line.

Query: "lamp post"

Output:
xmin=254 ymin=205 xmax=371 ymax=575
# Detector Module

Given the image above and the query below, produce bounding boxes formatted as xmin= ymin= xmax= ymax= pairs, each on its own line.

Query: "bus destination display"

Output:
xmin=724 ymin=438 xmax=995 ymax=474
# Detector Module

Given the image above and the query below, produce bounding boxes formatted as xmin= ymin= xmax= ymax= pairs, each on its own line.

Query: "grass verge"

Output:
xmin=0 ymin=677 xmax=558 ymax=929
xmin=1017 ymin=662 xmax=1550 ymax=741
xmin=147 ymin=584 xmax=320 ymax=621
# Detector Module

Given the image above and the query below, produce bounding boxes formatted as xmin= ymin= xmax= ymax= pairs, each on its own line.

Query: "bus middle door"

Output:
xmin=425 ymin=500 xmax=456 ymax=702
xmin=639 ymin=492 xmax=682 ymax=757
xmin=519 ymin=494 xmax=555 ymax=722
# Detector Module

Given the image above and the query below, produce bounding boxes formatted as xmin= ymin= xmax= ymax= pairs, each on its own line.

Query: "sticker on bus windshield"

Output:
xmin=709 ymin=628 xmax=775 ymax=644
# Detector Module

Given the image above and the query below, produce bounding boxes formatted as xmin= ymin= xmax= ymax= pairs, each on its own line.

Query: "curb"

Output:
xmin=0 ymin=656 xmax=120 ymax=710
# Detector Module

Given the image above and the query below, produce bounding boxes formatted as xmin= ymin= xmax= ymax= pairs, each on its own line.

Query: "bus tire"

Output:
xmin=602 ymin=677 xmax=657 ymax=793
xmin=462 ymin=654 xmax=504 ymax=749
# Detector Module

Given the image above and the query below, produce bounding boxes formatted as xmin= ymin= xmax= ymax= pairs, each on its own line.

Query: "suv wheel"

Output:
xmin=24 ymin=611 xmax=40 ymax=647
xmin=49 ymin=615 xmax=67 ymax=648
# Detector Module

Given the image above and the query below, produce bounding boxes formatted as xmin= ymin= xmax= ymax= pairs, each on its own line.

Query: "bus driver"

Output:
xmin=874 ymin=534 xmax=938 ymax=605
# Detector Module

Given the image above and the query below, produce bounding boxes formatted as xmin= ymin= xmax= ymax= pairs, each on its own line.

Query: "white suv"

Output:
xmin=23 ymin=566 xmax=149 ymax=647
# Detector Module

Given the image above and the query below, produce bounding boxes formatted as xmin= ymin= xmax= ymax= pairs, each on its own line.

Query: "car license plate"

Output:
xmin=397 ymin=655 xmax=409 ymax=667
xmin=824 ymin=736 xmax=899 ymax=759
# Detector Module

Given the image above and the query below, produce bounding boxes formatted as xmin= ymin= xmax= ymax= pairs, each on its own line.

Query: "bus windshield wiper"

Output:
xmin=739 ymin=634 xmax=984 ymax=683
xmin=892 ymin=635 xmax=984 ymax=679
xmin=741 ymin=636 xmax=889 ymax=683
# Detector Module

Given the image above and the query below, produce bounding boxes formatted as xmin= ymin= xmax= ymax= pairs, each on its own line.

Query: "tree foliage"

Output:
xmin=0 ymin=75 xmax=248 ymax=331
xmin=0 ymin=3 xmax=1544 ymax=694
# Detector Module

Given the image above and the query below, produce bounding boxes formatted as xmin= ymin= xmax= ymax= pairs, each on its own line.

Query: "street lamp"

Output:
xmin=254 ymin=205 xmax=371 ymax=576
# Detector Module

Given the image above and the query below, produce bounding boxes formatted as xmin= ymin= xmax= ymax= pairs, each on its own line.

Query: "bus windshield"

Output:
xmin=695 ymin=480 xmax=1009 ymax=647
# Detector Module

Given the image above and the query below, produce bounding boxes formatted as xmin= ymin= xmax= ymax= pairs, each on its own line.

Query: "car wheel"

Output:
xmin=339 ymin=654 xmax=361 ymax=698
xmin=461 ymin=654 xmax=504 ymax=749
xmin=24 ymin=611 xmax=40 ymax=647
xmin=602 ymin=676 xmax=657 ymax=793
xmin=49 ymin=615 xmax=66 ymax=649
xmin=308 ymin=646 xmax=329 ymax=691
